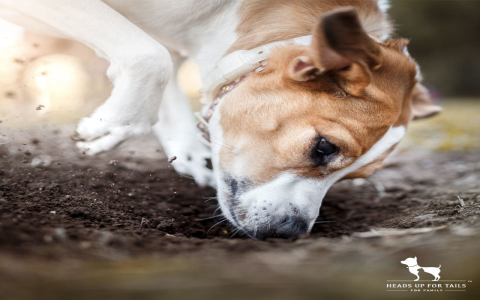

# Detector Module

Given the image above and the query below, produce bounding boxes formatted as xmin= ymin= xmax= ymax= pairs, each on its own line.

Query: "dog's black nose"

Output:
xmin=255 ymin=217 xmax=309 ymax=240
xmin=274 ymin=217 xmax=309 ymax=238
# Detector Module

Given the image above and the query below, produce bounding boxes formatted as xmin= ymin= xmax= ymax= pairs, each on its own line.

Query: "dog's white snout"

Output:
xmin=217 ymin=173 xmax=328 ymax=239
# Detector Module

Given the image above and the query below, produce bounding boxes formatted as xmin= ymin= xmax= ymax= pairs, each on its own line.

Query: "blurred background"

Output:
xmin=0 ymin=0 xmax=479 ymax=151
xmin=390 ymin=0 xmax=480 ymax=97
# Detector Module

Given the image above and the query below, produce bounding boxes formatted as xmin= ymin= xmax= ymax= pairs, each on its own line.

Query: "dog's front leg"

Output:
xmin=153 ymin=53 xmax=214 ymax=187
xmin=1 ymin=0 xmax=172 ymax=154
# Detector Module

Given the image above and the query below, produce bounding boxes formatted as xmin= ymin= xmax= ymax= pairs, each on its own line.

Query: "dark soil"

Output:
xmin=1 ymin=123 xmax=479 ymax=299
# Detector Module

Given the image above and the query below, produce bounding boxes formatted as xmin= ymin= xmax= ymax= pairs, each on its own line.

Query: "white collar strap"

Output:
xmin=199 ymin=35 xmax=313 ymax=104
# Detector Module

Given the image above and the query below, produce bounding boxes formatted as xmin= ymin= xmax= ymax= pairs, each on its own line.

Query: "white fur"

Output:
xmin=0 ymin=0 xmax=242 ymax=181
xmin=377 ymin=0 xmax=391 ymax=13
xmin=207 ymin=100 xmax=234 ymax=222
xmin=152 ymin=53 xmax=215 ymax=187
xmin=0 ymin=0 xmax=174 ymax=154
xmin=217 ymin=125 xmax=406 ymax=234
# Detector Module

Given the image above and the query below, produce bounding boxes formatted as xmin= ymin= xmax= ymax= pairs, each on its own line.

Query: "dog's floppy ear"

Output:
xmin=411 ymin=83 xmax=442 ymax=120
xmin=288 ymin=7 xmax=381 ymax=95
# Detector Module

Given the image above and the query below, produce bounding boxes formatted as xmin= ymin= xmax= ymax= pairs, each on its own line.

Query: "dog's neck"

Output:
xmin=195 ymin=35 xmax=312 ymax=145
xmin=199 ymin=35 xmax=312 ymax=104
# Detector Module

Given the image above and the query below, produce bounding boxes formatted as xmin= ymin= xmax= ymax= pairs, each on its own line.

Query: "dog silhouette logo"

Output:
xmin=401 ymin=257 xmax=441 ymax=281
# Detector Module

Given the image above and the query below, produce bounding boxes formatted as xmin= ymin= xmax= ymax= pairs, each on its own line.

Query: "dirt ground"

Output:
xmin=0 ymin=118 xmax=480 ymax=299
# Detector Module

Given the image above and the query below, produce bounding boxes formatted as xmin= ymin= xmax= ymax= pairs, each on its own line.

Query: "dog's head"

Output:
xmin=401 ymin=257 xmax=418 ymax=267
xmin=208 ymin=8 xmax=441 ymax=239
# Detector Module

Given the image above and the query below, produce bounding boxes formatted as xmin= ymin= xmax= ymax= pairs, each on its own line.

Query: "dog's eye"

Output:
xmin=317 ymin=138 xmax=336 ymax=155
xmin=312 ymin=137 xmax=338 ymax=166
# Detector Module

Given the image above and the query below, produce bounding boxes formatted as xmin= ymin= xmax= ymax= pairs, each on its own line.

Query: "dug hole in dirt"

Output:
xmin=0 ymin=123 xmax=479 ymax=300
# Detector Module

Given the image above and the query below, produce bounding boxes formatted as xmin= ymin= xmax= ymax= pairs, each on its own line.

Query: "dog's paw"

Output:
xmin=74 ymin=113 xmax=153 ymax=155
xmin=169 ymin=150 xmax=215 ymax=188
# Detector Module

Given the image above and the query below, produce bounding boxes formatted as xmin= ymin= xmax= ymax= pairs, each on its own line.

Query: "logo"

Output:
xmin=401 ymin=257 xmax=441 ymax=281
xmin=386 ymin=256 xmax=473 ymax=293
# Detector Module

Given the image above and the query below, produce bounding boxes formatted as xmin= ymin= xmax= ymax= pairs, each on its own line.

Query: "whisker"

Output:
xmin=315 ymin=221 xmax=335 ymax=224
xmin=217 ymin=151 xmax=235 ymax=155
xmin=212 ymin=206 xmax=222 ymax=216
xmin=178 ymin=174 xmax=194 ymax=179
xmin=207 ymin=218 xmax=228 ymax=233
xmin=203 ymin=196 xmax=218 ymax=202
xmin=229 ymin=227 xmax=243 ymax=238
xmin=207 ymin=132 xmax=235 ymax=149
xmin=182 ymin=130 xmax=234 ymax=150
xmin=228 ymin=222 xmax=247 ymax=239
xmin=195 ymin=214 xmax=224 ymax=221
xmin=209 ymin=140 xmax=235 ymax=150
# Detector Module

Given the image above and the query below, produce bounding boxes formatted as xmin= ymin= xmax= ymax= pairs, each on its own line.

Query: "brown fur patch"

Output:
xmin=229 ymin=0 xmax=391 ymax=53
xmin=219 ymin=42 xmax=417 ymax=184
xmin=215 ymin=0 xmax=423 ymax=186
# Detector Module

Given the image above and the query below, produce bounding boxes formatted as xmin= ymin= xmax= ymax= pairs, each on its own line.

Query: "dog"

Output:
xmin=401 ymin=257 xmax=441 ymax=281
xmin=0 ymin=0 xmax=441 ymax=239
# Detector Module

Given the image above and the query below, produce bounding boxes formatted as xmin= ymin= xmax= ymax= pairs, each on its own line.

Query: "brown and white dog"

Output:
xmin=0 ymin=0 xmax=441 ymax=239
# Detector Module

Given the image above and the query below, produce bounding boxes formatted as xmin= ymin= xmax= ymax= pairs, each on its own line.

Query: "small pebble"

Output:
xmin=140 ymin=218 xmax=149 ymax=228
xmin=31 ymin=154 xmax=52 ymax=167
xmin=53 ymin=228 xmax=68 ymax=242
xmin=168 ymin=156 xmax=177 ymax=163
